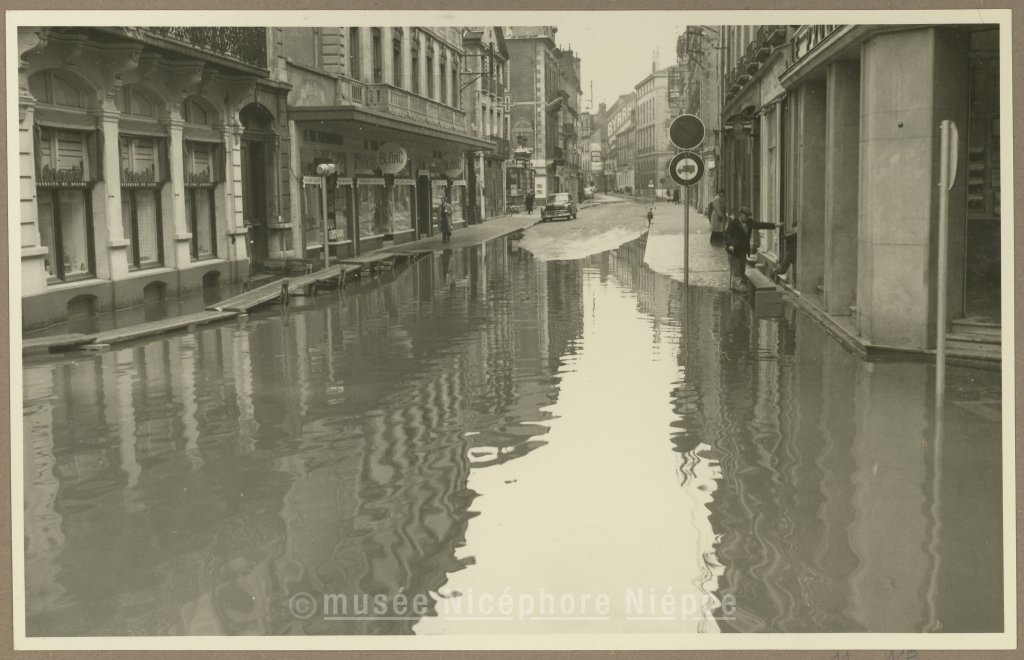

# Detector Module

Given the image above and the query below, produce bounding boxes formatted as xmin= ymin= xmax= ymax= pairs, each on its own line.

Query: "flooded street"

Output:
xmin=22 ymin=220 xmax=1003 ymax=636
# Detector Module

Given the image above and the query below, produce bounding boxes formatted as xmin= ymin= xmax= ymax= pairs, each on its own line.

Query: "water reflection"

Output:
xmin=23 ymin=236 xmax=1002 ymax=636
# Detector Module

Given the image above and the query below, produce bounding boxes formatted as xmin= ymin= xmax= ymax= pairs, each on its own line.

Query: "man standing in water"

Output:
xmin=724 ymin=206 xmax=780 ymax=292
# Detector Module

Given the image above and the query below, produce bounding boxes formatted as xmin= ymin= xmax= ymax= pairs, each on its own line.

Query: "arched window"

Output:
xmin=371 ymin=28 xmax=383 ymax=83
xmin=410 ymin=31 xmax=420 ymax=95
xmin=426 ymin=43 xmax=435 ymax=99
xmin=28 ymin=70 xmax=84 ymax=108
xmin=182 ymin=97 xmax=209 ymax=125
xmin=439 ymin=50 xmax=448 ymax=105
xmin=116 ymin=85 xmax=155 ymax=117
xmin=349 ymin=28 xmax=361 ymax=81
xmin=392 ymin=28 xmax=403 ymax=88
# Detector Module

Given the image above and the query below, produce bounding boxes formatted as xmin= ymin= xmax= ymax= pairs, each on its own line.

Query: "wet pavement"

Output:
xmin=22 ymin=203 xmax=1003 ymax=636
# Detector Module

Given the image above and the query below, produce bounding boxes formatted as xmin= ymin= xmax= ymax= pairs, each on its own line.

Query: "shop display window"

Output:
xmin=303 ymin=180 xmax=323 ymax=247
xmin=358 ymin=184 xmax=384 ymax=238
xmin=38 ymin=189 xmax=94 ymax=281
xmin=392 ymin=184 xmax=414 ymax=233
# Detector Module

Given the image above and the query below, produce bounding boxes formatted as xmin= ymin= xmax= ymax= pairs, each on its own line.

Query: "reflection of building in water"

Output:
xmin=23 ymin=234 xmax=584 ymax=635
xmin=670 ymin=285 xmax=1002 ymax=633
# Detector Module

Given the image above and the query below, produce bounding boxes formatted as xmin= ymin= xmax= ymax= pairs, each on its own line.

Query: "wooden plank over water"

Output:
xmin=210 ymin=264 xmax=360 ymax=313
xmin=93 ymin=310 xmax=240 ymax=346
xmin=22 ymin=333 xmax=96 ymax=354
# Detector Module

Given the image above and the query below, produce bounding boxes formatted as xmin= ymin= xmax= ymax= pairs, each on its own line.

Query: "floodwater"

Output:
xmin=22 ymin=233 xmax=1004 ymax=637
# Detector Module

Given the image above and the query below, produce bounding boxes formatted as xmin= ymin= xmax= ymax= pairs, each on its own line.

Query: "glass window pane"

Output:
xmin=51 ymin=73 xmax=83 ymax=108
xmin=56 ymin=131 xmax=85 ymax=174
xmin=121 ymin=193 xmax=134 ymax=265
xmin=304 ymin=183 xmax=322 ymax=246
xmin=136 ymin=190 xmax=161 ymax=265
xmin=358 ymin=185 xmax=382 ymax=237
xmin=332 ymin=186 xmax=350 ymax=241
xmin=133 ymin=138 xmax=157 ymax=180
xmin=130 ymin=88 xmax=154 ymax=117
xmin=58 ymin=190 xmax=90 ymax=277
xmin=450 ymin=186 xmax=465 ymax=224
xmin=29 ymin=73 xmax=49 ymax=105
xmin=393 ymin=185 xmax=413 ymax=232
xmin=37 ymin=194 xmax=57 ymax=278
xmin=193 ymin=189 xmax=214 ymax=257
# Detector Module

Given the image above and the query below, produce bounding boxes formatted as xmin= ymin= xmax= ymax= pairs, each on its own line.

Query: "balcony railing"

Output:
xmin=146 ymin=27 xmax=267 ymax=69
xmin=551 ymin=145 xmax=565 ymax=164
xmin=365 ymin=83 xmax=467 ymax=133
xmin=794 ymin=25 xmax=843 ymax=60
xmin=736 ymin=56 xmax=752 ymax=85
xmin=488 ymin=135 xmax=510 ymax=159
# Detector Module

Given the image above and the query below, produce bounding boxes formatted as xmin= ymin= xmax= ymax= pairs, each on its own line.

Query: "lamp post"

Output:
xmin=316 ymin=163 xmax=336 ymax=271
xmin=512 ymin=135 xmax=533 ymax=203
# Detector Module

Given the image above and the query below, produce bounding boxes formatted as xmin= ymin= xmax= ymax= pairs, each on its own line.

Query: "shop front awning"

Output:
xmin=289 ymin=105 xmax=496 ymax=152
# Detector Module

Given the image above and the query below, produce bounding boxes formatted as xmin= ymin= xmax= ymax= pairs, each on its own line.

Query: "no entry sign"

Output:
xmin=669 ymin=114 xmax=705 ymax=150
xmin=668 ymin=151 xmax=704 ymax=186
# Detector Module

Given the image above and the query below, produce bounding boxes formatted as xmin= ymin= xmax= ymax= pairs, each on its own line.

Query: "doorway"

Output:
xmin=416 ymin=174 xmax=432 ymax=238
xmin=963 ymin=30 xmax=1000 ymax=322
xmin=241 ymin=140 xmax=267 ymax=269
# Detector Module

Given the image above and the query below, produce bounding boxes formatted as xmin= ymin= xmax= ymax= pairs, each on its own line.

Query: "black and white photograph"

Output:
xmin=9 ymin=8 xmax=1013 ymax=651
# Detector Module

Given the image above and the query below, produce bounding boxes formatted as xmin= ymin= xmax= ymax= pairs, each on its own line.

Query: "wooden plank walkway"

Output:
xmin=91 ymin=310 xmax=240 ymax=346
xmin=338 ymin=252 xmax=398 ymax=274
xmin=209 ymin=264 xmax=362 ymax=313
xmin=22 ymin=333 xmax=97 ymax=354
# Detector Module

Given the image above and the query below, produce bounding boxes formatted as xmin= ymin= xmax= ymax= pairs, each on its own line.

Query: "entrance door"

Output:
xmin=241 ymin=139 xmax=267 ymax=269
xmin=963 ymin=31 xmax=1000 ymax=322
xmin=416 ymin=174 xmax=431 ymax=238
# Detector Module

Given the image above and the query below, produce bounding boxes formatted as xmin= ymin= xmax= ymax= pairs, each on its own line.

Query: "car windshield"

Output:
xmin=547 ymin=193 xmax=571 ymax=204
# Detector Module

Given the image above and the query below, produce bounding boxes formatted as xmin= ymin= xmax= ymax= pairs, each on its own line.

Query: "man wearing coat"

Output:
xmin=724 ymin=206 xmax=780 ymax=292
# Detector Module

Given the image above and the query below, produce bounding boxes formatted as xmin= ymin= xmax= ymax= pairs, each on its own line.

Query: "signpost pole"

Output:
xmin=321 ymin=176 xmax=330 ymax=271
xmin=684 ymin=184 xmax=690 ymax=288
xmin=935 ymin=120 xmax=956 ymax=406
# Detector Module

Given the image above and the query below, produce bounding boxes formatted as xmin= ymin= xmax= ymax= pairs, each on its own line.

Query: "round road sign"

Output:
xmin=669 ymin=114 xmax=706 ymax=150
xmin=668 ymin=151 xmax=705 ymax=187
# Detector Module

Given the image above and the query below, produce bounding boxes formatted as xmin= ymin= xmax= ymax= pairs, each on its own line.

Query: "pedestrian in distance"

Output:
xmin=647 ymin=207 xmax=654 ymax=230
xmin=724 ymin=206 xmax=780 ymax=292
xmin=439 ymin=199 xmax=454 ymax=242
xmin=709 ymin=189 xmax=727 ymax=246
xmin=525 ymin=192 xmax=535 ymax=215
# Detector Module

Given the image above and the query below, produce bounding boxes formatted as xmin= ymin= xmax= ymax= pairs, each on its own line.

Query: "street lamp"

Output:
xmin=316 ymin=163 xmax=336 ymax=271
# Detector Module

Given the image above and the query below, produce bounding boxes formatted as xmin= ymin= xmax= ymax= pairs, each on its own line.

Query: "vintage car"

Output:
xmin=541 ymin=192 xmax=578 ymax=221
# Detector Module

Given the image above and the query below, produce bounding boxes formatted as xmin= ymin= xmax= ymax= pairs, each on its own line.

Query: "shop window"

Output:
xmin=184 ymin=141 xmax=221 ymax=259
xmin=450 ymin=185 xmax=466 ymax=224
xmin=349 ymin=28 xmax=361 ymax=80
xmin=28 ymin=70 xmax=85 ymax=108
xmin=38 ymin=188 xmax=94 ymax=281
xmin=358 ymin=183 xmax=384 ymax=237
xmin=392 ymin=183 xmax=414 ymax=233
xmin=332 ymin=183 xmax=352 ymax=241
xmin=303 ymin=178 xmax=323 ymax=247
xmin=35 ymin=127 xmax=96 ymax=282
xmin=119 ymin=136 xmax=164 ymax=268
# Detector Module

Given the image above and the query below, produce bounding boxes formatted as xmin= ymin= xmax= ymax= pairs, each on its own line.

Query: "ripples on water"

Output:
xmin=22 ymin=235 xmax=1003 ymax=636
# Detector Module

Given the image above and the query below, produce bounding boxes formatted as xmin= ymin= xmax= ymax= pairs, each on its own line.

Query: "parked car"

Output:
xmin=541 ymin=192 xmax=578 ymax=221
xmin=583 ymin=187 xmax=595 ymax=201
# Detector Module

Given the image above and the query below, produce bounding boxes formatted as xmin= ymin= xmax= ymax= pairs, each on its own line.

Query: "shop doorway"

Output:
xmin=240 ymin=103 xmax=276 ymax=272
xmin=963 ymin=30 xmax=1000 ymax=323
xmin=416 ymin=174 xmax=432 ymax=238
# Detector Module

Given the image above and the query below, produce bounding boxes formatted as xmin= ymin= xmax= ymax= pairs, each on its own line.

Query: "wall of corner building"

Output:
xmin=19 ymin=28 xmax=275 ymax=332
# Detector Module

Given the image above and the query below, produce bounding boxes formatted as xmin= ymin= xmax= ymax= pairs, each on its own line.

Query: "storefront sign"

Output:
xmin=354 ymin=153 xmax=376 ymax=174
xmin=441 ymin=151 xmax=464 ymax=178
xmin=336 ymin=177 xmax=354 ymax=186
xmin=394 ymin=178 xmax=416 ymax=186
xmin=303 ymin=129 xmax=345 ymax=146
xmin=303 ymin=176 xmax=321 ymax=186
xmin=376 ymin=142 xmax=408 ymax=174
xmin=357 ymin=177 xmax=385 ymax=186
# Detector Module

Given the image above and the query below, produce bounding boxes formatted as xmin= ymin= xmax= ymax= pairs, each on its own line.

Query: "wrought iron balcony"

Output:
xmin=551 ymin=145 xmax=565 ymax=164
xmin=365 ymin=83 xmax=467 ymax=133
xmin=736 ymin=58 xmax=752 ymax=86
xmin=561 ymin=122 xmax=577 ymax=139
xmin=146 ymin=27 xmax=267 ymax=69
xmin=488 ymin=135 xmax=510 ymax=159
xmin=764 ymin=25 xmax=788 ymax=47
